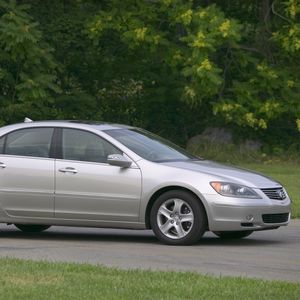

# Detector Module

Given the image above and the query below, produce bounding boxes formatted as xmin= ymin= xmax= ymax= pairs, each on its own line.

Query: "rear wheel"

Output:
xmin=14 ymin=224 xmax=51 ymax=233
xmin=150 ymin=190 xmax=207 ymax=245
xmin=213 ymin=230 xmax=253 ymax=239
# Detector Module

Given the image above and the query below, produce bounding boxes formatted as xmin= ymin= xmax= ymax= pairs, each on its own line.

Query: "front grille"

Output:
xmin=261 ymin=187 xmax=286 ymax=200
xmin=262 ymin=213 xmax=289 ymax=224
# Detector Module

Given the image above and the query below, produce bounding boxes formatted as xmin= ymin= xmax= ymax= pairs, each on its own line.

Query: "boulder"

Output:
xmin=187 ymin=127 xmax=233 ymax=149
xmin=240 ymin=139 xmax=262 ymax=151
xmin=187 ymin=128 xmax=262 ymax=152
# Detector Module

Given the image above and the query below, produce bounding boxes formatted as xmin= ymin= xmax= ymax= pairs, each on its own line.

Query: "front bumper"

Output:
xmin=203 ymin=192 xmax=291 ymax=232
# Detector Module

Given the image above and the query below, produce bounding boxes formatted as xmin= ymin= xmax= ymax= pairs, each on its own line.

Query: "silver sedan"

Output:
xmin=0 ymin=120 xmax=291 ymax=245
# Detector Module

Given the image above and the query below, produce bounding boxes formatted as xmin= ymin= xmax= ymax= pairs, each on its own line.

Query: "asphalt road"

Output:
xmin=1 ymin=220 xmax=300 ymax=282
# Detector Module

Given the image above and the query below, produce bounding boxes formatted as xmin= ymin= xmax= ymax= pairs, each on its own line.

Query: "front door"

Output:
xmin=54 ymin=128 xmax=141 ymax=222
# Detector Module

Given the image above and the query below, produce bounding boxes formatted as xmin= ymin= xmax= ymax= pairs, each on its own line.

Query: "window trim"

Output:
xmin=49 ymin=128 xmax=62 ymax=159
xmin=0 ymin=134 xmax=6 ymax=155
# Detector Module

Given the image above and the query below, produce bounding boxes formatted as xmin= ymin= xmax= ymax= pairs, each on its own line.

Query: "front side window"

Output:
xmin=62 ymin=129 xmax=122 ymax=163
xmin=5 ymin=128 xmax=54 ymax=158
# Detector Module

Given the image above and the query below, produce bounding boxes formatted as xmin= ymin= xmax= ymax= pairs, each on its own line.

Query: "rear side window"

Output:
xmin=5 ymin=128 xmax=54 ymax=158
xmin=0 ymin=135 xmax=4 ymax=154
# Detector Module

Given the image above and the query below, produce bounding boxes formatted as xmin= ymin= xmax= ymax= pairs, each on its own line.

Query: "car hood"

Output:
xmin=161 ymin=160 xmax=281 ymax=188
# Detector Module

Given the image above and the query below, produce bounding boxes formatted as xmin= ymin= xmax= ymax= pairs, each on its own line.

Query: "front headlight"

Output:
xmin=210 ymin=182 xmax=262 ymax=199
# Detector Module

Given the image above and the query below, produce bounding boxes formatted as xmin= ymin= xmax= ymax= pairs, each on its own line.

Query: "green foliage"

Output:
xmin=0 ymin=0 xmax=59 ymax=123
xmin=87 ymin=1 xmax=241 ymax=105
xmin=0 ymin=0 xmax=299 ymax=152
xmin=212 ymin=0 xmax=300 ymax=132
xmin=85 ymin=0 xmax=300 ymax=148
xmin=273 ymin=0 xmax=300 ymax=53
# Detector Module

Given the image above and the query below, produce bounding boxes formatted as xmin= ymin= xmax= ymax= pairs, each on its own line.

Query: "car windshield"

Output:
xmin=104 ymin=128 xmax=200 ymax=162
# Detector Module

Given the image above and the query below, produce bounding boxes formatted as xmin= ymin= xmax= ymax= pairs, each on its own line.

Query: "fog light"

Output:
xmin=246 ymin=215 xmax=254 ymax=221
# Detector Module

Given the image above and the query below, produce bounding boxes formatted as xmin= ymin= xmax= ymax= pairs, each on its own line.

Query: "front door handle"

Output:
xmin=0 ymin=162 xmax=6 ymax=169
xmin=58 ymin=167 xmax=78 ymax=174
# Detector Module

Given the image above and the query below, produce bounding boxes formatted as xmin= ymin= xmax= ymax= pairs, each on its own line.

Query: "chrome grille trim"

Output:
xmin=261 ymin=187 xmax=286 ymax=200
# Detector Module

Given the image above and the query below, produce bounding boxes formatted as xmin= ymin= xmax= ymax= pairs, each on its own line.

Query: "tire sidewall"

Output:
xmin=150 ymin=190 xmax=207 ymax=245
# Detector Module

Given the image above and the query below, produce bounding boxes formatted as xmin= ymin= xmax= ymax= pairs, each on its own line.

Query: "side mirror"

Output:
xmin=107 ymin=154 xmax=132 ymax=168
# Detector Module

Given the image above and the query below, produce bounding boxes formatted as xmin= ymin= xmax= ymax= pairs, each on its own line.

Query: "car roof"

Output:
xmin=38 ymin=120 xmax=133 ymax=130
xmin=0 ymin=120 xmax=134 ymax=134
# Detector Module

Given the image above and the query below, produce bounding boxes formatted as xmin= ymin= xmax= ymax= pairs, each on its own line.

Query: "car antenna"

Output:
xmin=24 ymin=117 xmax=33 ymax=123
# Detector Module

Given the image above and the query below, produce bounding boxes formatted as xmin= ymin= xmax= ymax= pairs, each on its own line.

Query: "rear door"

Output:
xmin=0 ymin=127 xmax=55 ymax=218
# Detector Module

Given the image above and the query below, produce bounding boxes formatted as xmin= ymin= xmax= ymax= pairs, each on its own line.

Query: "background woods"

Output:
xmin=0 ymin=0 xmax=300 ymax=152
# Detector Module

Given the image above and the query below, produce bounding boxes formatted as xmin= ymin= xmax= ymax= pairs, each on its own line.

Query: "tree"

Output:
xmin=86 ymin=0 xmax=300 ymax=147
xmin=0 ymin=0 xmax=59 ymax=125
xmin=1 ymin=0 xmax=299 ymax=151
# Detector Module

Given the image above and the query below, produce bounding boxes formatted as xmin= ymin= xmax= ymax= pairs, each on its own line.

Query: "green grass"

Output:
xmin=0 ymin=258 xmax=299 ymax=300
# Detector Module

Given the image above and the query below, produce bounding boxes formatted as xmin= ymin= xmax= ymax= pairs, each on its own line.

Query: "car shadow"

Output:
xmin=198 ymin=236 xmax=284 ymax=247
xmin=0 ymin=226 xmax=286 ymax=247
xmin=0 ymin=227 xmax=158 ymax=244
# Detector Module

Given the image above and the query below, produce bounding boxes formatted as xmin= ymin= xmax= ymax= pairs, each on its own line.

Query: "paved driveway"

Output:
xmin=1 ymin=220 xmax=299 ymax=282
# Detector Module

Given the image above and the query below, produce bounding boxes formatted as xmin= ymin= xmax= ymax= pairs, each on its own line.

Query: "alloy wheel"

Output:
xmin=157 ymin=198 xmax=194 ymax=239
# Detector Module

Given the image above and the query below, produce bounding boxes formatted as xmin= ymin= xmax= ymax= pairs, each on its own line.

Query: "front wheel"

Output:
xmin=150 ymin=190 xmax=207 ymax=245
xmin=14 ymin=224 xmax=51 ymax=233
xmin=213 ymin=230 xmax=253 ymax=239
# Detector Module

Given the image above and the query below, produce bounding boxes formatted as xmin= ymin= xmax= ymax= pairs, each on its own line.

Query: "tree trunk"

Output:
xmin=258 ymin=0 xmax=274 ymax=62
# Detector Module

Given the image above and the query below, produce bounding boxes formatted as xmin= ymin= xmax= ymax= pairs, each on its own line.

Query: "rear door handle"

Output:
xmin=58 ymin=167 xmax=78 ymax=174
xmin=0 ymin=162 xmax=6 ymax=169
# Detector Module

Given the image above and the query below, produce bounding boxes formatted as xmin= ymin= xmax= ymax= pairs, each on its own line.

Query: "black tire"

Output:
xmin=14 ymin=224 xmax=51 ymax=233
xmin=213 ymin=230 xmax=253 ymax=239
xmin=150 ymin=190 xmax=207 ymax=245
